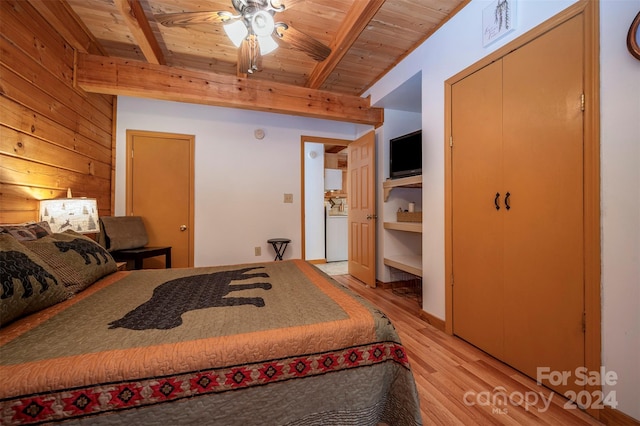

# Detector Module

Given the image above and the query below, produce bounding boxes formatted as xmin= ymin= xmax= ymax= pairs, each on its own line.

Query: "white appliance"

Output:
xmin=326 ymin=207 xmax=348 ymax=262
xmin=324 ymin=169 xmax=342 ymax=190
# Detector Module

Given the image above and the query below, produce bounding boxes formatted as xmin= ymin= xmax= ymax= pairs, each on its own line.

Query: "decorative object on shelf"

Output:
xmin=39 ymin=191 xmax=99 ymax=234
xmin=483 ymin=0 xmax=517 ymax=47
xmin=627 ymin=11 xmax=640 ymax=61
xmin=397 ymin=211 xmax=421 ymax=223
xmin=157 ymin=0 xmax=331 ymax=75
xmin=408 ymin=202 xmax=415 ymax=213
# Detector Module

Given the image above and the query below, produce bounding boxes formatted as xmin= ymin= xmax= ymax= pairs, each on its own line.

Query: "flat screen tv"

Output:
xmin=390 ymin=130 xmax=422 ymax=179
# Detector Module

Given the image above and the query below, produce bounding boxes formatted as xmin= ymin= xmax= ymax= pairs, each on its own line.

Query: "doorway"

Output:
xmin=301 ymin=132 xmax=377 ymax=287
xmin=301 ymin=136 xmax=350 ymax=268
xmin=126 ymin=130 xmax=195 ymax=268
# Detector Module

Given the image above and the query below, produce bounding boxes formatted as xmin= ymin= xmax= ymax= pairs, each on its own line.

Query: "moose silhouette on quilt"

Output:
xmin=109 ymin=267 xmax=273 ymax=330
xmin=0 ymin=251 xmax=59 ymax=299
xmin=54 ymin=239 xmax=111 ymax=265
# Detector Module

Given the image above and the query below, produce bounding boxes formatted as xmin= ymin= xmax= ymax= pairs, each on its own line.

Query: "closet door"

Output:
xmin=502 ymin=15 xmax=585 ymax=392
xmin=451 ymin=60 xmax=504 ymax=358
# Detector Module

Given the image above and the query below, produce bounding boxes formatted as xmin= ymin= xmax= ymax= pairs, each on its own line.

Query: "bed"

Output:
xmin=0 ymin=226 xmax=422 ymax=425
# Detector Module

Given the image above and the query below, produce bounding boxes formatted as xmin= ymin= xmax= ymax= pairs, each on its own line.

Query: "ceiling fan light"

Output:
xmin=252 ymin=10 xmax=275 ymax=37
xmin=224 ymin=20 xmax=248 ymax=47
xmin=258 ymin=35 xmax=278 ymax=55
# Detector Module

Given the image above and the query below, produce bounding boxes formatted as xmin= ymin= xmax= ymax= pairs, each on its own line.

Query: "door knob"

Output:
xmin=366 ymin=214 xmax=378 ymax=220
xmin=180 ymin=225 xmax=187 ymax=231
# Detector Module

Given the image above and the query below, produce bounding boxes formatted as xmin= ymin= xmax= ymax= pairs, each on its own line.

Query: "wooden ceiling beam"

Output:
xmin=114 ymin=0 xmax=165 ymax=65
xmin=305 ymin=0 xmax=386 ymax=90
xmin=75 ymin=54 xmax=384 ymax=127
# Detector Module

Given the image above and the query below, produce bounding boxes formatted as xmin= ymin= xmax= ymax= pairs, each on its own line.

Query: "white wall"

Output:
xmin=116 ymin=97 xmax=361 ymax=266
xmin=375 ymin=109 xmax=422 ymax=282
xmin=304 ymin=142 xmax=325 ymax=260
xmin=599 ymin=1 xmax=640 ymax=417
xmin=366 ymin=0 xmax=640 ymax=419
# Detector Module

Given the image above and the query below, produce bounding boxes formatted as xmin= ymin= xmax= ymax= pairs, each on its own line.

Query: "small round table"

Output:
xmin=267 ymin=238 xmax=291 ymax=261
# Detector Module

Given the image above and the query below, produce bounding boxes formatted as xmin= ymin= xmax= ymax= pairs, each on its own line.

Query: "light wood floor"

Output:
xmin=333 ymin=274 xmax=603 ymax=425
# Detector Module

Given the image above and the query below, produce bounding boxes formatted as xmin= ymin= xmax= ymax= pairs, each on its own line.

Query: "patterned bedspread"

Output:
xmin=0 ymin=260 xmax=421 ymax=425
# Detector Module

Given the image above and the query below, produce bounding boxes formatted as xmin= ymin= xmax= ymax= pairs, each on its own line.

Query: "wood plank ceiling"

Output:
xmin=42 ymin=0 xmax=468 ymax=125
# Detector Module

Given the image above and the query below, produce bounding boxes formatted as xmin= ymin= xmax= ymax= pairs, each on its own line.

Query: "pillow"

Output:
xmin=0 ymin=234 xmax=69 ymax=327
xmin=23 ymin=230 xmax=117 ymax=294
xmin=99 ymin=216 xmax=148 ymax=252
xmin=0 ymin=221 xmax=52 ymax=241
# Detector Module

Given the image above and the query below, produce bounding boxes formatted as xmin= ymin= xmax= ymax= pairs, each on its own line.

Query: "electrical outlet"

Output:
xmin=284 ymin=193 xmax=293 ymax=203
xmin=254 ymin=246 xmax=261 ymax=256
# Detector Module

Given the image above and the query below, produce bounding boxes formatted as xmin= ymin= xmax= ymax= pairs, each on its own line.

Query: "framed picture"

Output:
xmin=483 ymin=0 xmax=517 ymax=47
xmin=627 ymin=12 xmax=640 ymax=61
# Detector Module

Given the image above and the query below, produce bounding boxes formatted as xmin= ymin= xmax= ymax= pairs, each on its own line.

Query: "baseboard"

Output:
xmin=418 ymin=310 xmax=446 ymax=332
xmin=599 ymin=405 xmax=640 ymax=425
xmin=377 ymin=279 xmax=443 ymax=330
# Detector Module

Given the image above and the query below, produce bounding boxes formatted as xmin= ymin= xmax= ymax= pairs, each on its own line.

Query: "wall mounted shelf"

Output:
xmin=383 ymin=221 xmax=422 ymax=233
xmin=382 ymin=175 xmax=422 ymax=201
xmin=383 ymin=255 xmax=422 ymax=277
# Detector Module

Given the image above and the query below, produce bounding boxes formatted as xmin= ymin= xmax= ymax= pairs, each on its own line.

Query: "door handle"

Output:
xmin=494 ymin=192 xmax=500 ymax=211
xmin=505 ymin=192 xmax=511 ymax=210
xmin=180 ymin=225 xmax=187 ymax=231
xmin=366 ymin=214 xmax=378 ymax=220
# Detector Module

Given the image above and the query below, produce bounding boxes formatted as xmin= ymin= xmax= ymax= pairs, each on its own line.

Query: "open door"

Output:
xmin=348 ymin=131 xmax=376 ymax=287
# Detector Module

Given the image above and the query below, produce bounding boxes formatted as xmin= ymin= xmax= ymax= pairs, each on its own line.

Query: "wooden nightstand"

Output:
xmin=116 ymin=262 xmax=127 ymax=271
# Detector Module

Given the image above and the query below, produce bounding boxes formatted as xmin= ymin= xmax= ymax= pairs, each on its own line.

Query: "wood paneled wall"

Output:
xmin=0 ymin=0 xmax=114 ymax=224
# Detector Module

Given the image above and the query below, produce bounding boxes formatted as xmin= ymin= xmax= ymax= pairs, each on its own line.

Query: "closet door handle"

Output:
xmin=494 ymin=192 xmax=501 ymax=210
xmin=505 ymin=192 xmax=511 ymax=210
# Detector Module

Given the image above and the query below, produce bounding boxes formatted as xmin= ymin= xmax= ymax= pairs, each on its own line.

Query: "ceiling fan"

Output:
xmin=156 ymin=0 xmax=332 ymax=74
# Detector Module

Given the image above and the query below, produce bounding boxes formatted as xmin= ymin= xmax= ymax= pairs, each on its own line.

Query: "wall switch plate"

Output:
xmin=284 ymin=193 xmax=293 ymax=203
xmin=254 ymin=246 xmax=261 ymax=256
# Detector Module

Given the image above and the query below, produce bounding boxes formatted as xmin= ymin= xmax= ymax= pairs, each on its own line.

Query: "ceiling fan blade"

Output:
xmin=277 ymin=25 xmax=331 ymax=62
xmin=156 ymin=11 xmax=228 ymax=27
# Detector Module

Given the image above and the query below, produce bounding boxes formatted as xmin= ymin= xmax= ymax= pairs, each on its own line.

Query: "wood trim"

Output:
xmin=600 ymin=405 xmax=640 ymax=425
xmin=444 ymin=0 xmax=601 ymax=417
xmin=75 ymin=54 xmax=384 ymax=127
xmin=581 ymin=1 xmax=602 ymax=419
xmin=444 ymin=74 xmax=454 ymax=335
xmin=110 ymin=97 xmax=117 ymax=215
xmin=418 ymin=309 xmax=446 ymax=332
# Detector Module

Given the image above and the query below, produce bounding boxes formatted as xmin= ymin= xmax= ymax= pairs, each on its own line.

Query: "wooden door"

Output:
xmin=502 ymin=15 xmax=585 ymax=393
xmin=451 ymin=60 xmax=505 ymax=358
xmin=126 ymin=130 xmax=194 ymax=268
xmin=451 ymin=15 xmax=585 ymax=396
xmin=348 ymin=131 xmax=376 ymax=287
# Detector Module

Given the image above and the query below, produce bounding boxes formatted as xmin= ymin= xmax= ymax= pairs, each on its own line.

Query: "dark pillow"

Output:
xmin=99 ymin=216 xmax=148 ymax=252
xmin=0 ymin=221 xmax=52 ymax=241
xmin=0 ymin=234 xmax=69 ymax=327
xmin=23 ymin=230 xmax=117 ymax=294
